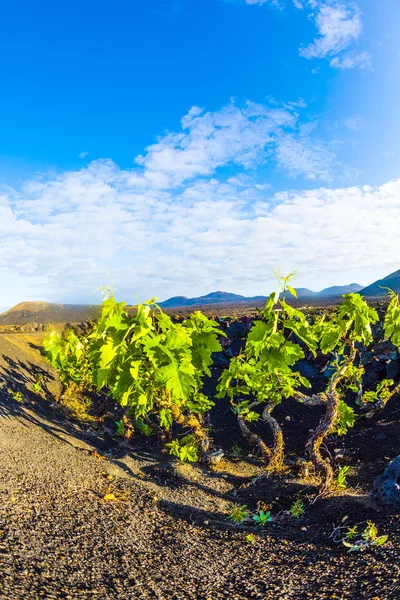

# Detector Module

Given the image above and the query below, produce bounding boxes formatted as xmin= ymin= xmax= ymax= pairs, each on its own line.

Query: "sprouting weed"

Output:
xmin=363 ymin=521 xmax=379 ymax=543
xmin=346 ymin=525 xmax=358 ymax=539
xmin=336 ymin=465 xmax=351 ymax=489
xmin=231 ymin=442 xmax=242 ymax=457
xmin=228 ymin=504 xmax=249 ymax=524
xmin=342 ymin=521 xmax=388 ymax=553
xmin=116 ymin=419 xmax=125 ymax=436
xmin=246 ymin=533 xmax=256 ymax=544
xmin=253 ymin=509 xmax=273 ymax=525
xmin=290 ymin=498 xmax=305 ymax=518
xmin=32 ymin=377 xmax=43 ymax=394
xmin=12 ymin=391 xmax=23 ymax=402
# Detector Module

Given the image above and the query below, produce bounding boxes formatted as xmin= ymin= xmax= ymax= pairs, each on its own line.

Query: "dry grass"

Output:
xmin=59 ymin=384 xmax=95 ymax=422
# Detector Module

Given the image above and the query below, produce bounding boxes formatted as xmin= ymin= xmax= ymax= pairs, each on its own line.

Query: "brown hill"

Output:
xmin=0 ymin=302 xmax=102 ymax=326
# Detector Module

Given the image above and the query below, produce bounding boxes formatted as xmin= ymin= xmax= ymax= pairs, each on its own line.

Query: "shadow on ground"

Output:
xmin=0 ymin=339 xmax=393 ymax=548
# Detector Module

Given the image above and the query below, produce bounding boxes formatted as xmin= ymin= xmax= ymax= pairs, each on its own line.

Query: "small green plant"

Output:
xmin=336 ymin=465 xmax=351 ymax=489
xmin=346 ymin=525 xmax=358 ymax=539
xmin=135 ymin=419 xmax=153 ymax=437
xmin=12 ymin=391 xmax=23 ymax=402
xmin=231 ymin=442 xmax=242 ymax=457
xmin=290 ymin=498 xmax=305 ymax=518
xmin=253 ymin=509 xmax=272 ymax=525
xmin=342 ymin=521 xmax=388 ymax=553
xmin=246 ymin=533 xmax=256 ymax=544
xmin=228 ymin=504 xmax=249 ymax=524
xmin=116 ymin=419 xmax=125 ymax=436
xmin=32 ymin=378 xmax=42 ymax=394
xmin=166 ymin=435 xmax=199 ymax=463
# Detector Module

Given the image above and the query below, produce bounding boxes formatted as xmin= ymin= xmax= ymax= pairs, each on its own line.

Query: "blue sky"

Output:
xmin=0 ymin=0 xmax=400 ymax=308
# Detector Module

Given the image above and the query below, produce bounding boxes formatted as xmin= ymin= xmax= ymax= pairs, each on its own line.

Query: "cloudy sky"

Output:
xmin=0 ymin=0 xmax=399 ymax=308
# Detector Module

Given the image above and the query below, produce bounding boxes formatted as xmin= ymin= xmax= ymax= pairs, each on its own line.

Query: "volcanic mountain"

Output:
xmin=360 ymin=269 xmax=400 ymax=297
xmin=0 ymin=280 xmax=373 ymax=325
xmin=158 ymin=284 xmax=363 ymax=308
xmin=0 ymin=302 xmax=101 ymax=326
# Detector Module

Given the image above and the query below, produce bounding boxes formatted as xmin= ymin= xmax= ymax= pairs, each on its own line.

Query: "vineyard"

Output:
xmin=2 ymin=276 xmax=400 ymax=598
xmin=43 ymin=276 xmax=400 ymax=493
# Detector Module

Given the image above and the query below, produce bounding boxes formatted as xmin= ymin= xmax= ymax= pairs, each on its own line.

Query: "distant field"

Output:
xmin=0 ymin=295 xmax=388 ymax=329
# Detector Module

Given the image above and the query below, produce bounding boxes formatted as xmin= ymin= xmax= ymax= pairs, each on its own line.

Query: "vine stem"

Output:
xmin=237 ymin=413 xmax=271 ymax=465
xmin=171 ymin=405 xmax=213 ymax=463
xmin=235 ymin=400 xmax=284 ymax=473
xmin=261 ymin=403 xmax=284 ymax=472
xmin=307 ymin=343 xmax=357 ymax=490
xmin=144 ymin=417 xmax=168 ymax=443
xmin=293 ymin=391 xmax=328 ymax=406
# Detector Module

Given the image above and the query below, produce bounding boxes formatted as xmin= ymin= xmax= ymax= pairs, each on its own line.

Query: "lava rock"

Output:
xmin=211 ymin=351 xmax=230 ymax=369
xmin=359 ymin=349 xmax=374 ymax=367
xmin=294 ymin=359 xmax=320 ymax=380
xmin=313 ymin=353 xmax=331 ymax=371
xmin=224 ymin=339 xmax=245 ymax=358
xmin=362 ymin=359 xmax=387 ymax=389
xmin=386 ymin=359 xmax=400 ymax=381
xmin=323 ymin=357 xmax=342 ymax=378
xmin=225 ymin=321 xmax=248 ymax=339
xmin=373 ymin=340 xmax=399 ymax=362
xmin=371 ymin=455 xmax=400 ymax=513
xmin=371 ymin=321 xmax=384 ymax=340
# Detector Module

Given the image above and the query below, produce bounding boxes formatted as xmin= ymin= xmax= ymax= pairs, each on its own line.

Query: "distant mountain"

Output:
xmin=360 ymin=269 xmax=400 ymax=297
xmin=309 ymin=283 xmax=363 ymax=298
xmin=0 ymin=302 xmax=101 ymax=326
xmin=284 ymin=288 xmax=316 ymax=299
xmin=1 ymin=280 xmax=369 ymax=324
xmin=159 ymin=284 xmax=363 ymax=308
xmin=159 ymin=291 xmax=251 ymax=308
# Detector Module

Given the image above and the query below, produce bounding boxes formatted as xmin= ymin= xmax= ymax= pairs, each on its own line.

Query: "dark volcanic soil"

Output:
xmin=1 ymin=333 xmax=400 ymax=599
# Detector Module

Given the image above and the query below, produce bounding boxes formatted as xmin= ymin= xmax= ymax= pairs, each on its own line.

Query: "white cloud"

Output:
xmin=1 ymin=163 xmax=399 ymax=303
xmin=329 ymin=50 xmax=371 ymax=70
xmin=242 ymin=0 xmax=369 ymax=69
xmin=0 ymin=99 xmax=396 ymax=305
xmin=276 ymin=134 xmax=337 ymax=180
xmin=245 ymin=0 xmax=283 ymax=5
xmin=79 ymin=151 xmax=89 ymax=159
xmin=343 ymin=116 xmax=362 ymax=131
xmin=135 ymin=100 xmax=335 ymax=188
xmin=299 ymin=2 xmax=363 ymax=60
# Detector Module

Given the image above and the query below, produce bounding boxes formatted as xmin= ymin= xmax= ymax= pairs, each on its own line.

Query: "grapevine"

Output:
xmin=44 ymin=281 xmax=400 ymax=490
xmin=44 ymin=293 xmax=223 ymax=462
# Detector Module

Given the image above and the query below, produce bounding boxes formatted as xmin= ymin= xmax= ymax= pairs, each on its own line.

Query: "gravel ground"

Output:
xmin=1 ymin=334 xmax=400 ymax=599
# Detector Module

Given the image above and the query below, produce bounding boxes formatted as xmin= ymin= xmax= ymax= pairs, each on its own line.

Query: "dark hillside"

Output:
xmin=360 ymin=269 xmax=400 ymax=297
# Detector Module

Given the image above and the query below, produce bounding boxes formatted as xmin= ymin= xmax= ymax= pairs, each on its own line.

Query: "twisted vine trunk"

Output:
xmin=144 ymin=417 xmax=168 ymax=443
xmin=306 ymin=390 xmax=339 ymax=489
xmin=307 ymin=344 xmax=357 ymax=490
xmin=171 ymin=405 xmax=213 ymax=463
xmin=236 ymin=403 xmax=284 ymax=473
xmin=237 ymin=414 xmax=271 ymax=465
xmin=262 ymin=403 xmax=284 ymax=472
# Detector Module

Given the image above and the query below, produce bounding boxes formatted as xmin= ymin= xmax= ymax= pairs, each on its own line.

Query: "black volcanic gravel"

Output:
xmin=1 ymin=395 xmax=400 ymax=600
xmin=1 ymin=331 xmax=400 ymax=599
